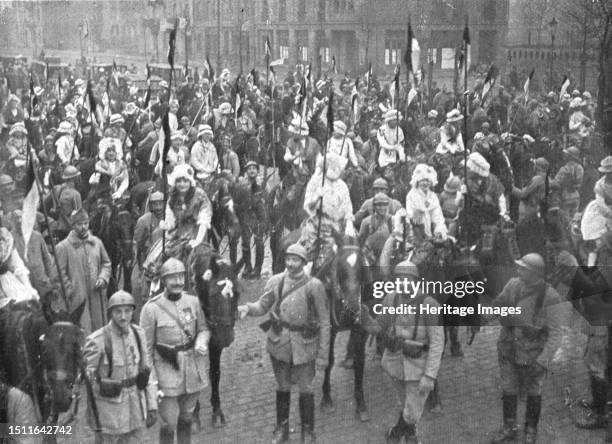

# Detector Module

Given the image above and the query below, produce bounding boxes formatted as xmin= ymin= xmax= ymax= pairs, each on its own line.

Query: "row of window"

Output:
xmin=508 ymin=49 xmax=585 ymax=62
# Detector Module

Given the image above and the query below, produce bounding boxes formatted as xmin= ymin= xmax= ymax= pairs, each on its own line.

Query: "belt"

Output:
xmin=174 ymin=340 xmax=196 ymax=352
xmin=279 ymin=321 xmax=310 ymax=333
xmin=120 ymin=376 xmax=138 ymax=388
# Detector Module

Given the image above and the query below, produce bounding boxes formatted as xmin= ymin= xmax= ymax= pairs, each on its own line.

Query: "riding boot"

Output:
xmin=229 ymin=238 xmax=238 ymax=265
xmin=176 ymin=418 xmax=192 ymax=444
xmin=524 ymin=395 xmax=542 ymax=444
xmin=252 ymin=240 xmax=264 ymax=279
xmin=577 ymin=376 xmax=608 ymax=429
xmin=490 ymin=393 xmax=518 ymax=443
xmin=449 ymin=326 xmax=464 ymax=357
xmin=299 ymin=392 xmax=316 ymax=443
xmin=159 ymin=426 xmax=174 ymax=444
xmin=272 ymin=391 xmax=290 ymax=443
xmin=404 ymin=423 xmax=418 ymax=443
xmin=385 ymin=412 xmax=408 ymax=444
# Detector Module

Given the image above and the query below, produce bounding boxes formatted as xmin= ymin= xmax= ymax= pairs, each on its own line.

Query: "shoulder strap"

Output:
xmin=154 ymin=299 xmax=194 ymax=341
xmin=103 ymin=326 xmax=113 ymax=378
xmin=131 ymin=324 xmax=145 ymax=371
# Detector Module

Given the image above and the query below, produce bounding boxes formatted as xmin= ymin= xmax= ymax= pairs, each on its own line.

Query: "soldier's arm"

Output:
xmin=83 ymin=333 xmax=103 ymax=381
xmin=195 ymin=301 xmax=211 ymax=346
xmin=135 ymin=326 xmax=158 ymax=411
xmin=311 ymin=280 xmax=330 ymax=368
xmin=97 ymin=241 xmax=112 ymax=285
xmin=245 ymin=277 xmax=278 ymax=316
xmin=139 ymin=305 xmax=158 ymax=385
xmin=537 ymin=291 xmax=566 ymax=369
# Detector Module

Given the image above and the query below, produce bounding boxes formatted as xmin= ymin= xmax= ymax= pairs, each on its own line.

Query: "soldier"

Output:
xmin=550 ymin=146 xmax=584 ymax=220
xmin=418 ymin=110 xmax=440 ymax=157
xmin=83 ymin=291 xmax=157 ymax=443
xmin=488 ymin=253 xmax=564 ymax=444
xmin=358 ymin=193 xmax=393 ymax=249
xmin=354 ymin=178 xmax=402 ymax=228
xmin=131 ymin=191 xmax=164 ymax=320
xmin=139 ymin=258 xmax=210 ymax=444
xmin=55 ymin=121 xmax=77 ymax=165
xmin=0 ymin=174 xmax=20 ymax=225
xmin=232 ymin=160 xmax=267 ymax=279
xmin=511 ymin=157 xmax=549 ymax=222
xmin=367 ymin=261 xmax=444 ymax=444
xmin=237 ymin=243 xmax=330 ymax=443
xmin=44 ymin=165 xmax=83 ymax=241
xmin=284 ymin=116 xmax=321 ymax=177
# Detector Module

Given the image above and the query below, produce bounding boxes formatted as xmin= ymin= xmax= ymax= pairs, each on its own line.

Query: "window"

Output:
xmin=320 ymin=47 xmax=330 ymax=64
xmin=299 ymin=46 xmax=308 ymax=61
xmin=428 ymin=47 xmax=438 ymax=65
xmin=297 ymin=0 xmax=306 ymax=20
xmin=279 ymin=0 xmax=286 ymax=21
xmin=280 ymin=45 xmax=289 ymax=60
xmin=385 ymin=33 xmax=402 ymax=66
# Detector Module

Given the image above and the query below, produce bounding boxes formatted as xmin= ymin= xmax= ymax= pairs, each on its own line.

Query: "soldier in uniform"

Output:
xmin=418 ymin=110 xmax=440 ymax=158
xmin=367 ymin=261 xmax=444 ymax=444
xmin=232 ymin=160 xmax=267 ymax=279
xmin=511 ymin=157 xmax=548 ymax=222
xmin=84 ymin=291 xmax=157 ymax=443
xmin=139 ymin=258 xmax=210 ymax=444
xmin=43 ymin=165 xmax=83 ymax=241
xmin=0 ymin=174 xmax=20 ymax=226
xmin=488 ymin=253 xmax=564 ymax=444
xmin=283 ymin=116 xmax=322 ymax=177
xmin=550 ymin=146 xmax=584 ymax=220
xmin=237 ymin=243 xmax=330 ymax=443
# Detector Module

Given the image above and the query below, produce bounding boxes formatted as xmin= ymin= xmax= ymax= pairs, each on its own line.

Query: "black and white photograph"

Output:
xmin=0 ymin=0 xmax=611 ymax=443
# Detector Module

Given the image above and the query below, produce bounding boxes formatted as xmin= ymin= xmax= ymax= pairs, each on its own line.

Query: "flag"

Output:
xmin=365 ymin=62 xmax=372 ymax=90
xmin=458 ymin=22 xmax=471 ymax=89
xmin=305 ymin=63 xmax=312 ymax=89
xmin=297 ymin=76 xmax=307 ymax=117
xmin=481 ymin=64 xmax=499 ymax=103
xmin=143 ymin=86 xmax=151 ymax=110
xmin=560 ymin=75 xmax=570 ymax=97
xmin=406 ymin=87 xmax=418 ymax=108
xmin=330 ymin=56 xmax=337 ymax=75
xmin=85 ymin=79 xmax=98 ymax=125
xmin=204 ymin=56 xmax=214 ymax=81
xmin=351 ymin=77 xmax=359 ymax=123
xmin=404 ymin=20 xmax=420 ymax=83
xmin=390 ymin=65 xmax=400 ymax=109
xmin=82 ymin=19 xmax=89 ymax=38
xmin=326 ymin=90 xmax=334 ymax=137
xmin=146 ymin=63 xmax=151 ymax=87
xmin=234 ymin=75 xmax=243 ymax=118
xmin=160 ymin=111 xmax=171 ymax=179
xmin=265 ymin=37 xmax=272 ymax=58
xmin=168 ymin=23 xmax=177 ymax=69
xmin=21 ymin=152 xmax=40 ymax=261
xmin=524 ymin=68 xmax=535 ymax=103
xmin=112 ymin=59 xmax=119 ymax=85
xmin=29 ymin=74 xmax=38 ymax=115
xmin=43 ymin=62 xmax=49 ymax=85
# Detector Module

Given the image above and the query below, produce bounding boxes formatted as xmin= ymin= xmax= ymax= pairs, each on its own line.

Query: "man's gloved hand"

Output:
xmin=418 ymin=375 xmax=435 ymax=394
xmin=146 ymin=410 xmax=157 ymax=428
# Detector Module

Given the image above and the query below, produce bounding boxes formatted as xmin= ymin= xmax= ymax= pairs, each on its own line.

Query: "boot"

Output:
xmin=272 ymin=391 xmax=290 ymax=443
xmin=252 ymin=242 xmax=264 ymax=279
xmin=449 ymin=327 xmax=464 ymax=357
xmin=576 ymin=376 xmax=608 ymax=429
xmin=490 ymin=393 xmax=518 ymax=443
xmin=523 ymin=395 xmax=542 ymax=444
xmin=385 ymin=412 xmax=409 ymax=444
xmin=176 ymin=419 xmax=192 ymax=444
xmin=159 ymin=426 xmax=174 ymax=444
xmin=299 ymin=392 xmax=316 ymax=443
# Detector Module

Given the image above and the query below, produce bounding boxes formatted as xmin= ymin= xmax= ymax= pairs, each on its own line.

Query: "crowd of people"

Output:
xmin=0 ymin=55 xmax=610 ymax=444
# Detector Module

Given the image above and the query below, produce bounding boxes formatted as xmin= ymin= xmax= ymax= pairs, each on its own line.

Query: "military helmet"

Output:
xmin=0 ymin=174 xmax=14 ymax=186
xmin=286 ymin=243 xmax=308 ymax=262
xmin=160 ymin=257 xmax=186 ymax=278
xmin=107 ymin=290 xmax=136 ymax=312
xmin=62 ymin=165 xmax=81 ymax=180
xmin=372 ymin=178 xmax=389 ymax=190
xmin=373 ymin=192 xmax=390 ymax=205
xmin=515 ymin=253 xmax=545 ymax=276
xmin=149 ymin=191 xmax=164 ymax=202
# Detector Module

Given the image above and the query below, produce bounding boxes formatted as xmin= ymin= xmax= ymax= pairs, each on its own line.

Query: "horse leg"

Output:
xmin=209 ymin=342 xmax=226 ymax=428
xmin=353 ymin=325 xmax=370 ymax=422
xmin=321 ymin=328 xmax=337 ymax=413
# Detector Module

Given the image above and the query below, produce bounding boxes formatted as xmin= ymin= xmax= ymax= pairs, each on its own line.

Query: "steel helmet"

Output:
xmin=107 ymin=290 xmax=136 ymax=312
xmin=160 ymin=257 xmax=186 ymax=278
xmin=286 ymin=243 xmax=308 ymax=262
xmin=0 ymin=174 xmax=14 ymax=186
xmin=515 ymin=253 xmax=545 ymax=276
xmin=62 ymin=165 xmax=81 ymax=180
xmin=394 ymin=260 xmax=419 ymax=280
xmin=373 ymin=192 xmax=390 ymax=205
xmin=372 ymin=178 xmax=389 ymax=190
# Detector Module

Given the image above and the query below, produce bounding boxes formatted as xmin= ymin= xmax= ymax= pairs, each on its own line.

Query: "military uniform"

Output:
xmin=139 ymin=291 xmax=210 ymax=438
xmin=84 ymin=322 xmax=157 ymax=443
xmin=551 ymin=154 xmax=584 ymax=220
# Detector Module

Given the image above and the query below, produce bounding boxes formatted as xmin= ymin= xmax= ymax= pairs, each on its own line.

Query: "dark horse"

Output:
xmin=275 ymin=229 xmax=373 ymax=421
xmin=201 ymin=174 xmax=240 ymax=258
xmin=0 ymin=299 xmax=84 ymax=442
xmin=189 ymin=244 xmax=244 ymax=429
xmin=90 ymin=197 xmax=134 ymax=295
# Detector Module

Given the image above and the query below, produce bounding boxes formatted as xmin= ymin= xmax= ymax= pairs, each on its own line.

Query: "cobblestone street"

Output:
xmin=58 ymin=268 xmax=605 ymax=444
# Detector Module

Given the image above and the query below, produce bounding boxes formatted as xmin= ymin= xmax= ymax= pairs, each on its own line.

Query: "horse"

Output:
xmin=188 ymin=244 xmax=244 ymax=429
xmin=89 ymin=197 xmax=134 ymax=295
xmin=275 ymin=229 xmax=373 ymax=421
xmin=0 ymin=299 xmax=84 ymax=442
xmin=201 ymin=174 xmax=240 ymax=258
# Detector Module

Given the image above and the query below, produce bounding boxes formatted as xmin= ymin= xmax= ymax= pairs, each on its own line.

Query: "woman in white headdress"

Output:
xmin=90 ymin=137 xmax=129 ymax=200
xmin=0 ymin=228 xmax=38 ymax=308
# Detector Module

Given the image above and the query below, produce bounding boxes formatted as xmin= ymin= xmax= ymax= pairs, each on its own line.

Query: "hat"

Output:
xmin=110 ymin=114 xmax=124 ymax=125
xmin=289 ymin=117 xmax=309 ymax=136
xmin=316 ymin=80 xmax=326 ymax=90
xmin=7 ymin=94 xmax=19 ymax=103
xmin=159 ymin=80 xmax=169 ymax=89
xmin=569 ymin=98 xmax=583 ymax=108
xmin=318 ymin=152 xmax=348 ymax=181
xmin=393 ymin=260 xmax=419 ymax=280
xmin=547 ymin=91 xmax=556 ymax=99
xmin=444 ymin=176 xmax=462 ymax=193
xmin=0 ymin=174 xmax=14 ymax=186
xmin=168 ymin=131 xmax=183 ymax=142
xmin=98 ymin=137 xmax=118 ymax=160
xmin=446 ymin=109 xmax=464 ymax=122
xmin=561 ymin=93 xmax=571 ymax=101
xmin=583 ymin=91 xmax=592 ymax=99
xmin=333 ymin=120 xmax=347 ymax=135
xmin=481 ymin=121 xmax=490 ymax=129
xmin=124 ymin=102 xmax=137 ymax=114
xmin=70 ymin=208 xmax=89 ymax=224
xmin=467 ymin=152 xmax=490 ymax=178
xmin=62 ymin=165 xmax=81 ymax=180
xmin=373 ymin=192 xmax=390 ymax=205
xmin=515 ymin=253 xmax=545 ymax=277
xmin=221 ymin=68 xmax=230 ymax=78
xmin=533 ymin=157 xmax=549 ymax=171
xmin=219 ymin=102 xmax=232 ymax=115
xmin=571 ymin=89 xmax=581 ymax=97
xmin=33 ymin=86 xmax=44 ymax=96
xmin=57 ymin=121 xmax=73 ymax=134
xmin=9 ymin=122 xmax=27 ymax=137
xmin=107 ymin=290 xmax=136 ymax=312
xmin=168 ymin=164 xmax=196 ymax=188
xmin=563 ymin=146 xmax=581 ymax=162
xmin=245 ymin=160 xmax=258 ymax=169
xmin=286 ymin=243 xmax=308 ymax=262
xmin=160 ymin=257 xmax=186 ymax=278
xmin=64 ymin=104 xmax=77 ymax=118
xmin=522 ymin=134 xmax=535 ymax=143
xmin=473 ymin=132 xmax=485 ymax=141
xmin=149 ymin=191 xmax=164 ymax=202
xmin=129 ymin=86 xmax=139 ymax=96
xmin=410 ymin=163 xmax=438 ymax=188
xmin=372 ymin=178 xmax=389 ymax=190
xmin=384 ymin=109 xmax=401 ymax=122
xmin=197 ymin=124 xmax=213 ymax=138
xmin=74 ymin=78 xmax=84 ymax=87
xmin=427 ymin=110 xmax=438 ymax=119
xmin=598 ymin=156 xmax=612 ymax=173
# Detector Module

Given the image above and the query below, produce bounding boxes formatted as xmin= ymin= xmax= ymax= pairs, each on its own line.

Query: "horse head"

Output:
xmin=331 ymin=231 xmax=368 ymax=316
xmin=40 ymin=321 xmax=83 ymax=414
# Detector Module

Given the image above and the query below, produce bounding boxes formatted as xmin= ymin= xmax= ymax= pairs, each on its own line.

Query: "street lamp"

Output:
xmin=549 ymin=16 xmax=558 ymax=91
